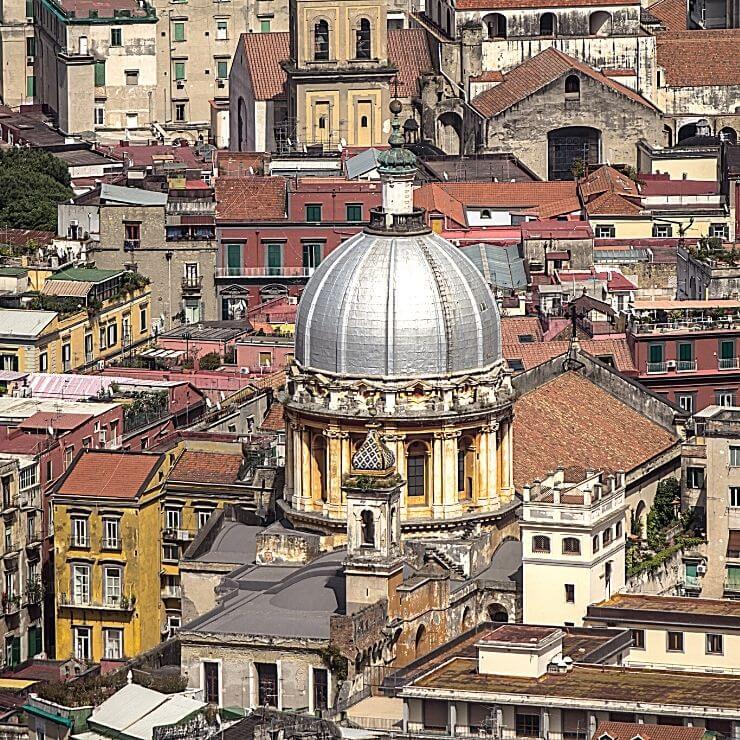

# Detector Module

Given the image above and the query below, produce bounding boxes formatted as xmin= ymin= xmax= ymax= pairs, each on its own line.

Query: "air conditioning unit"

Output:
xmin=239 ymin=367 xmax=250 ymax=375
xmin=26 ymin=55 xmax=34 ymax=65
xmin=666 ymin=360 xmax=677 ymax=368
xmin=217 ymin=79 xmax=225 ymax=88
xmin=696 ymin=562 xmax=707 ymax=575
xmin=97 ymin=360 xmax=105 ymax=370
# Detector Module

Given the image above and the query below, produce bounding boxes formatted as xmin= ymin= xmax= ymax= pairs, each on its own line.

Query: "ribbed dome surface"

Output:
xmin=295 ymin=229 xmax=502 ymax=379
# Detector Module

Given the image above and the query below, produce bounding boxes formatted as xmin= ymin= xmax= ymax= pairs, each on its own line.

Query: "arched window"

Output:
xmin=565 ymin=74 xmax=580 ymax=99
xmin=480 ymin=209 xmax=491 ymax=219
xmin=720 ymin=127 xmax=738 ymax=145
xmin=539 ymin=12 xmax=555 ymax=35
xmin=533 ymin=535 xmax=551 ymax=553
xmin=592 ymin=534 xmax=600 ymax=553
xmin=360 ymin=115 xmax=368 ymax=128
xmin=355 ymin=18 xmax=371 ymax=59
xmin=615 ymin=521 xmax=623 ymax=539
xmin=314 ymin=19 xmax=330 ymax=61
xmin=407 ymin=441 xmax=428 ymax=503
xmin=589 ymin=10 xmax=612 ymax=35
xmin=562 ymin=537 xmax=581 ymax=555
xmin=360 ymin=509 xmax=375 ymax=547
xmin=485 ymin=13 xmax=507 ymax=39
xmin=457 ymin=436 xmax=475 ymax=501
xmin=603 ymin=527 xmax=613 ymax=546
xmin=414 ymin=624 xmax=428 ymax=658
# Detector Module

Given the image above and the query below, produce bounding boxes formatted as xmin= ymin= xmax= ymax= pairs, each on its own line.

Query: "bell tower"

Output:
xmin=343 ymin=427 xmax=405 ymax=614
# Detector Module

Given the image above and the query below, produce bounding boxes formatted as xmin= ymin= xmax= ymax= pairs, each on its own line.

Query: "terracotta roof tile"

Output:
xmin=216 ymin=151 xmax=269 ymax=177
xmin=503 ymin=338 xmax=636 ymax=373
xmin=501 ymin=316 xmax=544 ymax=345
xmin=241 ymin=32 xmax=289 ymax=101
xmin=458 ymin=0 xmax=637 ymax=8
xmin=536 ymin=196 xmax=582 ymax=219
xmin=169 ymin=450 xmax=243 ymax=484
xmin=649 ymin=0 xmax=687 ymax=29
xmin=215 ymin=176 xmax=287 ymax=221
xmin=259 ymin=403 xmax=285 ymax=431
xmin=388 ymin=29 xmax=433 ymax=97
xmin=594 ymin=722 xmax=705 ymax=740
xmin=586 ymin=191 xmax=644 ymax=216
xmin=471 ymin=48 xmax=655 ymax=118
xmin=414 ymin=183 xmax=468 ymax=227
xmin=513 ymin=371 xmax=677 ymax=487
xmin=471 ymin=71 xmax=504 ymax=82
xmin=56 ymin=450 xmax=164 ymax=499
xmin=435 ymin=181 xmax=577 ymax=208
xmin=580 ymin=166 xmax=639 ymax=198
xmin=656 ymin=30 xmax=740 ymax=87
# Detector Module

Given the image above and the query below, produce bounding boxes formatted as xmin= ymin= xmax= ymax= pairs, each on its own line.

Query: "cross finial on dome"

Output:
xmin=351 ymin=426 xmax=396 ymax=476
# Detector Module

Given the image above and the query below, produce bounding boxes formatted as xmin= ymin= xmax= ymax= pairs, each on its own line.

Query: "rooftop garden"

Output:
xmin=688 ymin=236 xmax=737 ymax=266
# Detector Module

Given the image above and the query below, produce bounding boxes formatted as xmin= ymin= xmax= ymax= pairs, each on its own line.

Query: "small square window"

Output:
xmin=667 ymin=631 xmax=684 ymax=652
xmin=110 ymin=28 xmax=122 ymax=46
xmin=706 ymin=633 xmax=723 ymax=655
xmin=306 ymin=204 xmax=322 ymax=222
xmin=260 ymin=18 xmax=271 ymax=32
xmin=346 ymin=203 xmax=362 ymax=222
xmin=631 ymin=629 xmax=645 ymax=649
xmin=125 ymin=70 xmax=139 ymax=86
xmin=564 ymin=584 xmax=575 ymax=603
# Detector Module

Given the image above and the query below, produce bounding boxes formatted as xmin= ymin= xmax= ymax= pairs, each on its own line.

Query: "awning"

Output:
xmin=139 ymin=348 xmax=185 ymax=360
xmin=23 ymin=704 xmax=73 ymax=727
xmin=41 ymin=280 xmax=93 ymax=298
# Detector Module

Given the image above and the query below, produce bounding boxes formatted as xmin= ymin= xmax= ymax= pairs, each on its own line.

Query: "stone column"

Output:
xmin=500 ymin=419 xmax=514 ymax=502
xmin=300 ymin=426 xmax=314 ymax=510
xmin=284 ymin=419 xmax=294 ymax=504
xmin=292 ymin=423 xmax=306 ymax=509
xmin=325 ymin=426 xmax=343 ymax=517
xmin=476 ymin=425 xmax=490 ymax=509
xmin=442 ymin=429 xmax=462 ymax=518
xmin=432 ymin=432 xmax=444 ymax=516
xmin=487 ymin=419 xmax=500 ymax=507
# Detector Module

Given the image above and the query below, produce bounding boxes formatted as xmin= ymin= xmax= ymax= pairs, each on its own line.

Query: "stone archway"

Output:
xmin=720 ymin=127 xmax=738 ymax=145
xmin=437 ymin=112 xmax=463 ymax=156
xmin=487 ymin=603 xmax=509 ymax=622
xmin=547 ymin=126 xmax=600 ymax=180
xmin=677 ymin=122 xmax=697 ymax=142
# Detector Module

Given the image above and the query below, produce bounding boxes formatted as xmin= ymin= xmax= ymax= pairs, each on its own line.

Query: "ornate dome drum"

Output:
xmin=282 ymin=102 xmax=516 ymax=538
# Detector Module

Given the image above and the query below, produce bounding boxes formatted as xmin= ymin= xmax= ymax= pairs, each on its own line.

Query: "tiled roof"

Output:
xmin=594 ymin=722 xmax=705 ymax=740
xmin=436 ymin=181 xmax=577 ymax=208
xmin=169 ymin=450 xmax=243 ymax=484
xmin=458 ymin=0 xmax=637 ymax=8
xmin=648 ymin=0 xmax=687 ymax=31
xmin=215 ymin=176 xmax=287 ymax=221
xmin=513 ymin=371 xmax=677 ymax=487
xmin=503 ymin=338 xmax=636 ymax=374
xmin=241 ymin=32 xmax=289 ymax=101
xmin=414 ymin=183 xmax=468 ymax=227
xmin=656 ymin=30 xmax=740 ymax=87
xmin=471 ymin=71 xmax=504 ymax=82
xmin=55 ymin=450 xmax=163 ymax=499
xmin=0 ymin=228 xmax=54 ymax=248
xmin=471 ymin=48 xmax=655 ymax=118
xmin=216 ymin=151 xmax=268 ymax=177
xmin=640 ymin=179 xmax=717 ymax=196
xmin=594 ymin=592 xmax=740 ymax=617
xmin=18 ymin=412 xmax=92 ymax=431
xmin=586 ymin=191 xmax=644 ymax=216
xmin=580 ymin=166 xmax=639 ymax=199
xmin=500 ymin=316 xmax=544 ymax=345
xmin=388 ymin=29 xmax=433 ymax=97
xmin=259 ymin=403 xmax=285 ymax=432
xmin=536 ymin=196 xmax=582 ymax=219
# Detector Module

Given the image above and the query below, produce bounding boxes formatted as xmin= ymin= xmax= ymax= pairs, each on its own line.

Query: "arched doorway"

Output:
xmin=414 ymin=624 xmax=429 ymax=658
xmin=487 ymin=604 xmax=509 ymax=622
xmin=633 ymin=500 xmax=647 ymax=538
xmin=437 ymin=112 xmax=463 ymax=155
xmin=547 ymin=126 xmax=600 ymax=180
xmin=677 ymin=122 xmax=697 ymax=142
xmin=589 ymin=10 xmax=612 ymax=35
xmin=539 ymin=12 xmax=556 ymax=35
xmin=483 ymin=12 xmax=507 ymax=38
xmin=720 ymin=127 xmax=738 ymax=145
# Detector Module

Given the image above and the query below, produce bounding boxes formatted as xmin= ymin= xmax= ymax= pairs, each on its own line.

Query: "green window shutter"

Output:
xmin=94 ymin=61 xmax=106 ymax=86
xmin=11 ymin=636 xmax=20 ymax=666
xmin=266 ymin=243 xmax=282 ymax=275
xmin=226 ymin=243 xmax=241 ymax=276
xmin=346 ymin=204 xmax=362 ymax=221
xmin=678 ymin=343 xmax=692 ymax=361
xmin=217 ymin=60 xmax=228 ymax=79
xmin=173 ymin=22 xmax=185 ymax=41
xmin=174 ymin=62 xmax=185 ymax=80
xmin=25 ymin=0 xmax=33 ymax=16
xmin=685 ymin=562 xmax=697 ymax=578
xmin=648 ymin=344 xmax=663 ymax=364
xmin=26 ymin=75 xmax=35 ymax=98
xmin=260 ymin=19 xmax=271 ymax=32
xmin=28 ymin=626 xmax=42 ymax=657
xmin=720 ymin=340 xmax=735 ymax=360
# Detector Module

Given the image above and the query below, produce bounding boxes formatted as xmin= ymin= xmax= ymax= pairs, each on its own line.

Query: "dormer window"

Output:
xmin=355 ymin=18 xmax=371 ymax=59
xmin=314 ymin=19 xmax=329 ymax=61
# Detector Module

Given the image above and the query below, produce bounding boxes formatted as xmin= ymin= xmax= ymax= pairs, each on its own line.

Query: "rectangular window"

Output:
xmin=595 ymin=225 xmax=615 ymax=238
xmin=260 ymin=18 xmax=271 ymax=32
xmin=165 ymin=507 xmax=181 ymax=530
xmin=166 ymin=613 xmax=181 ymax=638
xmin=266 ymin=243 xmax=282 ymax=276
xmin=217 ymin=59 xmax=228 ymax=79
xmin=706 ymin=633 xmax=723 ymax=655
xmin=716 ymin=390 xmax=735 ymax=407
xmin=26 ymin=37 xmax=35 ymax=56
xmin=107 ymin=322 xmax=118 ymax=347
xmin=676 ymin=394 xmax=694 ymax=413
xmin=346 ymin=203 xmax=363 ymax=222
xmin=19 ymin=465 xmax=37 ymax=490
xmin=39 ymin=351 xmax=48 ymax=372
xmin=216 ymin=19 xmax=228 ymax=39
xmin=94 ymin=106 xmax=104 ymax=126
xmin=103 ymin=566 xmax=122 ymax=605
xmin=163 ymin=543 xmax=179 ymax=562
xmin=730 ymin=447 xmax=740 ymax=467
xmin=0 ymin=353 xmax=18 ymax=371
xmin=631 ymin=628 xmax=645 ymax=649
xmin=4 ymin=570 xmax=14 ymax=598
xmin=720 ymin=339 xmax=735 ymax=362
xmin=125 ymin=70 xmax=139 ymax=86
xmin=302 ymin=242 xmax=322 ymax=270
xmin=306 ymin=204 xmax=322 ymax=222
xmin=203 ymin=661 xmax=220 ymax=704
xmin=226 ymin=242 xmax=241 ymax=276
xmin=94 ymin=60 xmax=106 ymax=86
xmin=652 ymin=224 xmax=672 ymax=238
xmin=667 ymin=631 xmax=684 ymax=652
xmin=730 ymin=487 xmax=740 ymax=508
xmin=72 ymin=517 xmax=88 ymax=548
xmin=407 ymin=453 xmax=425 ymax=499
xmin=174 ymin=61 xmax=186 ymax=80
xmin=110 ymin=28 xmax=122 ymax=46
xmin=26 ymin=75 xmax=35 ymax=97
xmin=72 ymin=564 xmax=90 ymax=604
xmin=126 ymin=112 xmax=138 ymax=128
xmin=25 ymin=0 xmax=33 ymax=16
xmin=313 ymin=667 xmax=328 ymax=711
xmin=173 ymin=21 xmax=185 ymax=41
xmin=709 ymin=223 xmax=729 ymax=240
xmin=516 ymin=713 xmax=541 ymax=738
xmin=256 ymin=663 xmax=278 ymax=707
xmin=102 ymin=517 xmax=120 ymax=550
xmin=197 ymin=509 xmax=213 ymax=530
xmin=74 ymin=626 xmax=92 ymax=660
xmin=28 ymin=626 xmax=42 ymax=658
xmin=140 ymin=304 xmax=147 ymax=333
xmin=175 ymin=102 xmax=186 ymax=121
xmin=104 ymin=628 xmax=123 ymax=659
xmin=564 ymin=583 xmax=575 ymax=603
xmin=686 ymin=466 xmax=705 ymax=489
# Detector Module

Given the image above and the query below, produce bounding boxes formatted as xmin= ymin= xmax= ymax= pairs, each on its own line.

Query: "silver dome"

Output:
xmin=295 ymin=229 xmax=502 ymax=379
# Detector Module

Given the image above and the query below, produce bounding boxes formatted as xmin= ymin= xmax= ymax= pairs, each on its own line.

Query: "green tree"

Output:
xmin=0 ymin=149 xmax=72 ymax=231
xmin=646 ymin=477 xmax=680 ymax=549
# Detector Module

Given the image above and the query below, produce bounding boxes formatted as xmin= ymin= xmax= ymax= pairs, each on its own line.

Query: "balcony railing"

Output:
xmin=167 ymin=200 xmax=215 ymax=215
xmin=1 ymin=595 xmax=20 ymax=615
xmin=215 ymin=266 xmax=315 ymax=278
xmin=631 ymin=317 xmax=740 ymax=335
xmin=71 ymin=536 xmax=89 ymax=549
xmin=124 ymin=239 xmax=140 ymax=252
xmin=25 ymin=528 xmax=42 ymax=545
xmin=683 ymin=574 xmax=702 ymax=588
xmin=163 ymin=528 xmax=194 ymax=542
xmin=719 ymin=357 xmax=740 ymax=370
xmin=59 ymin=593 xmax=135 ymax=611
xmin=101 ymin=537 xmax=121 ymax=551
xmin=181 ymin=275 xmax=203 ymax=291
xmin=646 ymin=361 xmax=667 ymax=374
xmin=19 ymin=486 xmax=41 ymax=510
xmin=677 ymin=359 xmax=697 ymax=372
xmin=724 ymin=580 xmax=740 ymax=593
xmin=367 ymin=207 xmax=428 ymax=235
xmin=161 ymin=585 xmax=182 ymax=599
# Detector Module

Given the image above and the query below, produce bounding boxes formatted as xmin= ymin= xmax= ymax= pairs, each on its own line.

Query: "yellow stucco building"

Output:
xmin=0 ymin=267 xmax=150 ymax=373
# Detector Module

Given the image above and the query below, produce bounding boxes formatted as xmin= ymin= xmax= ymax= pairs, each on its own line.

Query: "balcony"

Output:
xmin=123 ymin=239 xmax=140 ymax=252
xmin=59 ymin=593 xmax=135 ymax=611
xmin=101 ymin=537 xmax=121 ymax=551
xmin=181 ymin=275 xmax=203 ymax=292
xmin=25 ymin=529 xmax=42 ymax=547
xmin=646 ymin=361 xmax=668 ymax=374
xmin=2 ymin=540 xmax=19 ymax=558
xmin=19 ymin=486 xmax=41 ymax=510
xmin=1 ymin=594 xmax=20 ymax=616
xmin=724 ymin=580 xmax=740 ymax=594
xmin=215 ymin=266 xmax=314 ymax=279
xmin=70 ymin=536 xmax=89 ymax=549
xmin=25 ymin=578 xmax=43 ymax=606
xmin=167 ymin=200 xmax=215 ymax=216
xmin=677 ymin=359 xmax=697 ymax=372
xmin=163 ymin=528 xmax=194 ymax=542
xmin=161 ymin=585 xmax=182 ymax=599
xmin=719 ymin=357 xmax=740 ymax=370
xmin=367 ymin=207 xmax=429 ymax=235
xmin=1 ymin=496 xmax=18 ymax=515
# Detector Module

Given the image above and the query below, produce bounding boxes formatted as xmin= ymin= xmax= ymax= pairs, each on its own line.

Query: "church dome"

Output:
xmin=294 ymin=228 xmax=502 ymax=379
